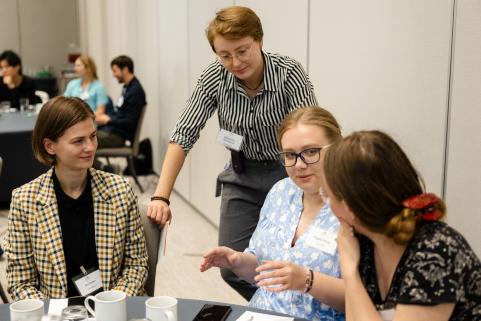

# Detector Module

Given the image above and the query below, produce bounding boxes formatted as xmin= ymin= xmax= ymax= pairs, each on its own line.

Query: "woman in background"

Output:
xmin=64 ymin=54 xmax=108 ymax=117
xmin=322 ymin=130 xmax=481 ymax=321
xmin=201 ymin=107 xmax=345 ymax=321
xmin=5 ymin=96 xmax=147 ymax=300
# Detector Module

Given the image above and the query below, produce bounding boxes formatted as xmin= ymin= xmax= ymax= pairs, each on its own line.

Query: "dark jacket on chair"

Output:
xmin=99 ymin=77 xmax=146 ymax=142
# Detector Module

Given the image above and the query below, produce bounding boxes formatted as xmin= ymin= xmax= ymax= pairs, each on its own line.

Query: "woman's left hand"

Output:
xmin=337 ymin=220 xmax=361 ymax=280
xmin=254 ymin=260 xmax=307 ymax=292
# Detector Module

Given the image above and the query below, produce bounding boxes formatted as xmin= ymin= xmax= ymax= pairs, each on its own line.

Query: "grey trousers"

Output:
xmin=217 ymin=159 xmax=287 ymax=300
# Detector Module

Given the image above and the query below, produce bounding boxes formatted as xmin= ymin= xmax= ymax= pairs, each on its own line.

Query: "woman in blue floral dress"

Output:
xmin=201 ymin=107 xmax=345 ymax=321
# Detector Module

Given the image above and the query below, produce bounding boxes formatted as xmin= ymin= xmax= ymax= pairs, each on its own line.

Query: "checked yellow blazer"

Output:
xmin=5 ymin=168 xmax=148 ymax=301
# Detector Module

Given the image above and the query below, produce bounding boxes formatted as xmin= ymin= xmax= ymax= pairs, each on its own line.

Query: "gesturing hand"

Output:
xmin=254 ymin=260 xmax=307 ymax=292
xmin=200 ymin=246 xmax=241 ymax=272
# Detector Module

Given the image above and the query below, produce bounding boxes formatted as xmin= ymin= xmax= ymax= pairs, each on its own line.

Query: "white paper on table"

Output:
xmin=47 ymin=299 xmax=68 ymax=316
xmin=236 ymin=311 xmax=294 ymax=321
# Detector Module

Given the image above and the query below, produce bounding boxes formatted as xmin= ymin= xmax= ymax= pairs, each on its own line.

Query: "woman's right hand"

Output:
xmin=147 ymin=200 xmax=172 ymax=226
xmin=200 ymin=246 xmax=241 ymax=272
xmin=337 ymin=220 xmax=361 ymax=280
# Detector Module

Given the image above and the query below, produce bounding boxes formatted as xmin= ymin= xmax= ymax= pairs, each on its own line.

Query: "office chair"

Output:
xmin=35 ymin=90 xmax=50 ymax=104
xmin=95 ymin=105 xmax=147 ymax=192
xmin=139 ymin=203 xmax=166 ymax=296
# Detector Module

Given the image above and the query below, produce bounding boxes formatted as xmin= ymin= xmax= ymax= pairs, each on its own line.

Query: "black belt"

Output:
xmin=230 ymin=150 xmax=279 ymax=173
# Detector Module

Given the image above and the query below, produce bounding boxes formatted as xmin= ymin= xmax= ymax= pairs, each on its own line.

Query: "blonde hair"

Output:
xmin=76 ymin=54 xmax=98 ymax=80
xmin=385 ymin=200 xmax=446 ymax=244
xmin=277 ymin=106 xmax=342 ymax=148
xmin=206 ymin=6 xmax=263 ymax=52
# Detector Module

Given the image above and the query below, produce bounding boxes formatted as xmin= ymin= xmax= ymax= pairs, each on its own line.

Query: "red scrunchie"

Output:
xmin=401 ymin=193 xmax=443 ymax=221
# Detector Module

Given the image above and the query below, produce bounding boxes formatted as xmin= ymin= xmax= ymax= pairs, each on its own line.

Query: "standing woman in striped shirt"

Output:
xmin=147 ymin=6 xmax=318 ymax=300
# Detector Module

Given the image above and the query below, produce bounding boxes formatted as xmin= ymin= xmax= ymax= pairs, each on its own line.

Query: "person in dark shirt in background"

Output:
xmin=95 ymin=55 xmax=146 ymax=147
xmin=0 ymin=50 xmax=39 ymax=108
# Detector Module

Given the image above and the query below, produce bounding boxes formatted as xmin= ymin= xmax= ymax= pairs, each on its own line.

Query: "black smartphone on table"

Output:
xmin=192 ymin=304 xmax=232 ymax=321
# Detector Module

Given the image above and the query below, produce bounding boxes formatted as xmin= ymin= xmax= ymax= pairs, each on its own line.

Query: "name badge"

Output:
xmin=216 ymin=129 xmax=244 ymax=151
xmin=304 ymin=227 xmax=337 ymax=256
xmin=80 ymin=91 xmax=90 ymax=100
xmin=72 ymin=267 xmax=103 ymax=296
xmin=117 ymin=96 xmax=124 ymax=107
xmin=379 ymin=308 xmax=395 ymax=321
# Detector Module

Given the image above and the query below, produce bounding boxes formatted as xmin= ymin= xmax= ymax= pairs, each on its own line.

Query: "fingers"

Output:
xmin=147 ymin=200 xmax=172 ymax=226
xmin=254 ymin=270 xmax=278 ymax=282
xmin=202 ymin=247 xmax=224 ymax=259
xmin=199 ymin=257 xmax=213 ymax=272
xmin=256 ymin=260 xmax=287 ymax=273
xmin=256 ymin=275 xmax=289 ymax=291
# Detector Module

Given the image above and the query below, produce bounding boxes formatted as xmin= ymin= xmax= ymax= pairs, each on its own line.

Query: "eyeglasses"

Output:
xmin=278 ymin=146 xmax=328 ymax=167
xmin=217 ymin=41 xmax=255 ymax=65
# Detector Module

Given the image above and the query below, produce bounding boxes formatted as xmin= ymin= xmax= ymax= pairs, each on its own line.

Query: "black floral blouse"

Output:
xmin=358 ymin=221 xmax=481 ymax=320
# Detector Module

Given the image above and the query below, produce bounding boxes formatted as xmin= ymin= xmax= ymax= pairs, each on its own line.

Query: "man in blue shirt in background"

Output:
xmin=96 ymin=55 xmax=146 ymax=147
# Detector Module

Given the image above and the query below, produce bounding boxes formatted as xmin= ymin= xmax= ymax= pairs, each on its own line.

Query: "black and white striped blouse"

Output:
xmin=170 ymin=51 xmax=318 ymax=161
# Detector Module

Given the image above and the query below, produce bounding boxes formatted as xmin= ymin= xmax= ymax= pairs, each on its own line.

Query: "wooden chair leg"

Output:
xmin=127 ymin=156 xmax=144 ymax=193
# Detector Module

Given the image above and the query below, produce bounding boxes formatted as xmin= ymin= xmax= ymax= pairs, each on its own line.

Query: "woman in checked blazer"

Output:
xmin=4 ymin=96 xmax=148 ymax=300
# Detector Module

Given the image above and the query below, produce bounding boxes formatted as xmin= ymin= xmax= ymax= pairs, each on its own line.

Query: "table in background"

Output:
xmin=0 ymin=111 xmax=47 ymax=204
xmin=0 ymin=297 xmax=308 ymax=320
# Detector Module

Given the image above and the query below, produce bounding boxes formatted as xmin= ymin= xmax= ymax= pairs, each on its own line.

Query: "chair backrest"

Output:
xmin=35 ymin=90 xmax=50 ymax=104
xmin=131 ymin=105 xmax=147 ymax=156
xmin=139 ymin=203 xmax=162 ymax=296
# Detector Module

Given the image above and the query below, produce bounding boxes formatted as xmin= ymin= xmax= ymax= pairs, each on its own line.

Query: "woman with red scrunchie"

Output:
xmin=321 ymin=130 xmax=480 ymax=321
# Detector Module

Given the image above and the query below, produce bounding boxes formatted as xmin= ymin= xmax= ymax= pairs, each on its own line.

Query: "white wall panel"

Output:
xmin=445 ymin=0 xmax=481 ymax=257
xmin=18 ymin=0 xmax=79 ymax=77
xmin=132 ymin=0 xmax=162 ymax=181
xmin=236 ymin=0 xmax=309 ymax=68
xmin=188 ymin=0 xmax=232 ymax=225
xmin=309 ymin=0 xmax=454 ymax=195
xmin=157 ymin=0 xmax=191 ymax=198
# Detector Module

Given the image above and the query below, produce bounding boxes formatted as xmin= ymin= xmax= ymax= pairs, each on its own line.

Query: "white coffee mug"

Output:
xmin=145 ymin=296 xmax=177 ymax=321
xmin=10 ymin=298 xmax=44 ymax=321
xmin=84 ymin=290 xmax=127 ymax=321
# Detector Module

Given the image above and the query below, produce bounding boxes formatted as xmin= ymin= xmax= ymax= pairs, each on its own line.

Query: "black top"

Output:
xmin=358 ymin=221 xmax=481 ymax=320
xmin=0 ymin=75 xmax=40 ymax=108
xmin=99 ymin=76 xmax=146 ymax=141
xmin=53 ymin=171 xmax=99 ymax=297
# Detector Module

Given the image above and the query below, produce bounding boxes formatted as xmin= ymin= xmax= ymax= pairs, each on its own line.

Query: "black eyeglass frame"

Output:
xmin=277 ymin=146 xmax=327 ymax=167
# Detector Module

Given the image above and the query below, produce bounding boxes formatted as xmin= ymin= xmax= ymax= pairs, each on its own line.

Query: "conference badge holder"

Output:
xmin=72 ymin=266 xmax=104 ymax=296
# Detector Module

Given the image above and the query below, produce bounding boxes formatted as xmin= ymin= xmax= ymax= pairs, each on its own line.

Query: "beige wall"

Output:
xmin=0 ymin=0 xmax=20 ymax=53
xmin=78 ymin=0 xmax=481 ymax=256
xmin=0 ymin=0 xmax=79 ymax=78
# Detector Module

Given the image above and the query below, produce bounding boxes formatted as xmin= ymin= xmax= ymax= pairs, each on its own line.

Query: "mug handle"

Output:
xmin=163 ymin=310 xmax=175 ymax=321
xmin=84 ymin=295 xmax=96 ymax=317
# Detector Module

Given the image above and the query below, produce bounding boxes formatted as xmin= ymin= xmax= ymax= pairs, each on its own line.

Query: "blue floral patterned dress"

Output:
xmin=245 ymin=178 xmax=345 ymax=321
